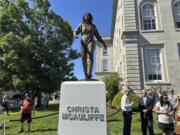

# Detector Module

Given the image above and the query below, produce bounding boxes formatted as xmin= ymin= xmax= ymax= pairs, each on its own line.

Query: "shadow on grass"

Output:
xmin=30 ymin=128 xmax=57 ymax=133
xmin=10 ymin=112 xmax=58 ymax=122
xmin=107 ymin=119 xmax=122 ymax=122
xmin=33 ymin=112 xmax=58 ymax=120
xmin=0 ymin=126 xmax=10 ymax=129
xmin=36 ymin=104 xmax=59 ymax=112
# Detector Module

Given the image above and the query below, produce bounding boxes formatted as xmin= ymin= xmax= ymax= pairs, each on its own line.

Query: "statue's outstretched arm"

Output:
xmin=74 ymin=23 xmax=82 ymax=38
xmin=94 ymin=26 xmax=107 ymax=49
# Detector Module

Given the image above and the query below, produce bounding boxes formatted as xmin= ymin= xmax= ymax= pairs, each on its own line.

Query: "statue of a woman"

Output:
xmin=74 ymin=13 xmax=107 ymax=80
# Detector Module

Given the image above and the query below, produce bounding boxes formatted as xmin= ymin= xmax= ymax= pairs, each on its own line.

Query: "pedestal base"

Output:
xmin=58 ymin=81 xmax=107 ymax=135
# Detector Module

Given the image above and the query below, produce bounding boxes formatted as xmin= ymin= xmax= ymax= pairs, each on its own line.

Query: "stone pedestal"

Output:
xmin=58 ymin=81 xmax=107 ymax=135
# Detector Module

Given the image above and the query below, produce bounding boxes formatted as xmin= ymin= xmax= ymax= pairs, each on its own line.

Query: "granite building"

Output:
xmin=95 ymin=37 xmax=114 ymax=80
xmin=96 ymin=0 xmax=180 ymax=93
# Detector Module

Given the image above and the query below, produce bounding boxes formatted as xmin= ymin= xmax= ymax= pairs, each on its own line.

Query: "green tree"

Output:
xmin=103 ymin=72 xmax=122 ymax=104
xmin=0 ymin=0 xmax=79 ymax=95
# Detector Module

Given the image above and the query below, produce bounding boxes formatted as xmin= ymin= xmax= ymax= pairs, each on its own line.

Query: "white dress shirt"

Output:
xmin=121 ymin=94 xmax=132 ymax=111
xmin=143 ymin=96 xmax=147 ymax=105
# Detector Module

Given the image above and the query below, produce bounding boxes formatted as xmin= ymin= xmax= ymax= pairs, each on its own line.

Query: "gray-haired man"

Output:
xmin=138 ymin=90 xmax=154 ymax=135
xmin=121 ymin=89 xmax=134 ymax=135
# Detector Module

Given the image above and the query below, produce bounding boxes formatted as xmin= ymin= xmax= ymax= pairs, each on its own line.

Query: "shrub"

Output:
xmin=111 ymin=92 xmax=140 ymax=112
xmin=111 ymin=92 xmax=122 ymax=109
xmin=103 ymin=73 xmax=122 ymax=104
xmin=129 ymin=93 xmax=139 ymax=112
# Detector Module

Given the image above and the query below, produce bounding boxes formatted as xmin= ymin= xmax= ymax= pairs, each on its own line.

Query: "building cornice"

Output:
xmin=95 ymin=72 xmax=115 ymax=75
xmin=95 ymin=36 xmax=111 ymax=41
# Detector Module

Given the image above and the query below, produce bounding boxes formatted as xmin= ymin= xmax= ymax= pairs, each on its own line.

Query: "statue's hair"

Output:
xmin=82 ymin=13 xmax=93 ymax=24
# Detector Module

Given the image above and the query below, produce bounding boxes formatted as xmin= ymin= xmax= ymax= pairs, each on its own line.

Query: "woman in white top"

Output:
xmin=155 ymin=94 xmax=174 ymax=135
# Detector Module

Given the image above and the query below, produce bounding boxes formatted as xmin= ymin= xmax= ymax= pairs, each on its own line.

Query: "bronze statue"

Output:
xmin=74 ymin=13 xmax=107 ymax=80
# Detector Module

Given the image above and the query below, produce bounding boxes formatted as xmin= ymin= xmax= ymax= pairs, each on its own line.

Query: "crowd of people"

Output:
xmin=121 ymin=87 xmax=180 ymax=135
xmin=1 ymin=87 xmax=180 ymax=134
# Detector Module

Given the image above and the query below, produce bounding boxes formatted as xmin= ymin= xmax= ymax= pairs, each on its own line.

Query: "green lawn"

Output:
xmin=0 ymin=104 xmax=59 ymax=135
xmin=0 ymin=104 xmax=170 ymax=135
xmin=107 ymin=112 xmax=162 ymax=135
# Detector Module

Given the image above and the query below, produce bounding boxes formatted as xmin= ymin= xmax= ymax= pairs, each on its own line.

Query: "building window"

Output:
xmin=145 ymin=48 xmax=163 ymax=81
xmin=141 ymin=3 xmax=156 ymax=30
xmin=103 ymin=48 xmax=108 ymax=55
xmin=174 ymin=1 xmax=180 ymax=28
xmin=102 ymin=59 xmax=108 ymax=72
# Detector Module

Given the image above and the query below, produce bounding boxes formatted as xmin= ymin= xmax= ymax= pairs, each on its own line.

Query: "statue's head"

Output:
xmin=83 ymin=13 xmax=93 ymax=24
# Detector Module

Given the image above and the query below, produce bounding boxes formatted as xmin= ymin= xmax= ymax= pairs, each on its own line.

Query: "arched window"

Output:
xmin=102 ymin=59 xmax=108 ymax=72
xmin=141 ymin=3 xmax=156 ymax=30
xmin=174 ymin=1 xmax=180 ymax=28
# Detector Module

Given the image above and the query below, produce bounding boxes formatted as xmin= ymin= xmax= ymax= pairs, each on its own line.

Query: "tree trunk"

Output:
xmin=37 ymin=90 xmax=42 ymax=107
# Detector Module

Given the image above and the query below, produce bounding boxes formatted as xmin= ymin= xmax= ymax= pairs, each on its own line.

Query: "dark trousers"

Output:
xmin=2 ymin=105 xmax=9 ymax=115
xmin=123 ymin=111 xmax=132 ymax=135
xmin=141 ymin=117 xmax=154 ymax=135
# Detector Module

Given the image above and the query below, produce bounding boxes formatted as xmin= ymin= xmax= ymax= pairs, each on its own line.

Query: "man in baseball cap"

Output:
xmin=19 ymin=93 xmax=34 ymax=133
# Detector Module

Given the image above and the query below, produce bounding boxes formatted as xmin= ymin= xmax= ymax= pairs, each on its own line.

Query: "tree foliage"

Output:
xmin=103 ymin=72 xmax=122 ymax=103
xmin=0 ymin=0 xmax=79 ymax=93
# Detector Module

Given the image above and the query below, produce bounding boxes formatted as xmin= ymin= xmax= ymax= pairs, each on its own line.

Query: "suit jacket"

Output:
xmin=138 ymin=96 xmax=153 ymax=119
xmin=152 ymin=92 xmax=160 ymax=106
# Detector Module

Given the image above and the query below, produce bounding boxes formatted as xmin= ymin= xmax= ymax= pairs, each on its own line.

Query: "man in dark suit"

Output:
xmin=138 ymin=90 xmax=154 ymax=135
xmin=152 ymin=87 xmax=162 ymax=106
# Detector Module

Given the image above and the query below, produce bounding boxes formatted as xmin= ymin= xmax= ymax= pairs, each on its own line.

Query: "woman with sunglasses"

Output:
xmin=154 ymin=94 xmax=174 ymax=135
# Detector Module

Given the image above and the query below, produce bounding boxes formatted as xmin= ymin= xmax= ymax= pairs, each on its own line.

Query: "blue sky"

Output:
xmin=49 ymin=0 xmax=112 ymax=79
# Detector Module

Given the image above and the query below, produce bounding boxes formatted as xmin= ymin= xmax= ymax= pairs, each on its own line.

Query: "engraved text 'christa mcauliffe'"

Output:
xmin=62 ymin=106 xmax=105 ymax=122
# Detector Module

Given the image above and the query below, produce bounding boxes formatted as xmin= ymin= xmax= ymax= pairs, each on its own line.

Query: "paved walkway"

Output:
xmin=107 ymin=107 xmax=118 ymax=113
